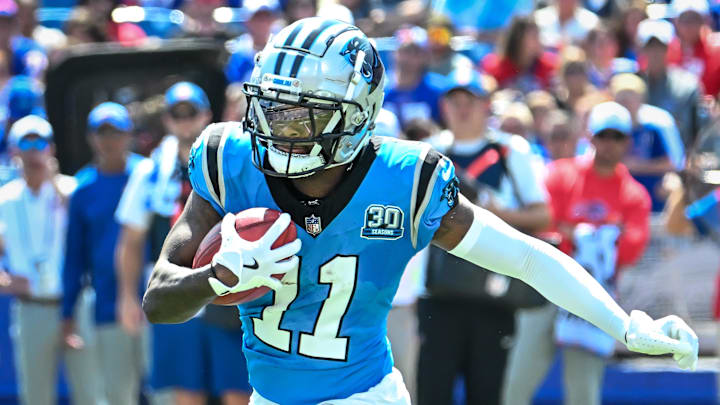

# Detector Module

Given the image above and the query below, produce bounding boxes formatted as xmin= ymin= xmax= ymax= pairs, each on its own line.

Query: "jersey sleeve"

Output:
xmin=115 ymin=158 xmax=154 ymax=230
xmin=410 ymin=147 xmax=459 ymax=250
xmin=188 ymin=123 xmax=234 ymax=216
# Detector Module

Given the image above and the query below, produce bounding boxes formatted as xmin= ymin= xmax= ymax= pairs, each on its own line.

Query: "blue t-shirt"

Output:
xmin=62 ymin=154 xmax=146 ymax=324
xmin=188 ymin=124 xmax=459 ymax=404
xmin=629 ymin=124 xmax=670 ymax=212
xmin=383 ymin=72 xmax=446 ymax=129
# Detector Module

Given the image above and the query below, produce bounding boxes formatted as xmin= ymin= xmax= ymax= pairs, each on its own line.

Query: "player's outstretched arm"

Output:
xmin=432 ymin=194 xmax=699 ymax=370
xmin=142 ymin=191 xmax=224 ymax=323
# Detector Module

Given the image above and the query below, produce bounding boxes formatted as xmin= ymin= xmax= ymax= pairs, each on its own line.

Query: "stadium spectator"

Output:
xmin=0 ymin=74 xmax=42 ymax=167
xmin=533 ymin=0 xmax=600 ymax=50
xmin=572 ymin=90 xmax=612 ymax=135
xmin=383 ymin=25 xmax=445 ymax=130
xmin=584 ymin=25 xmax=619 ymax=89
xmin=16 ymin=0 xmax=67 ymax=54
xmin=115 ymin=82 xmax=250 ymax=405
xmin=610 ymin=73 xmax=684 ymax=212
xmin=403 ymin=117 xmax=439 ymax=142
xmin=482 ymin=16 xmax=558 ymax=93
xmin=554 ymin=46 xmax=595 ymax=112
xmin=526 ymin=90 xmax=559 ymax=160
xmin=283 ymin=0 xmax=316 ymax=24
xmin=419 ymin=69 xmax=550 ymax=405
xmin=667 ymin=0 xmax=720 ymax=97
xmin=83 ymin=0 xmax=148 ymax=46
xmin=545 ymin=109 xmax=581 ymax=160
xmin=0 ymin=0 xmax=47 ymax=79
xmin=3 ymin=75 xmax=43 ymax=130
xmin=425 ymin=14 xmax=473 ymax=76
xmin=222 ymin=82 xmax=247 ymax=122
xmin=64 ymin=7 xmax=107 ymax=45
xmin=499 ymin=101 xmax=534 ymax=139
xmin=0 ymin=115 xmax=101 ymax=405
xmin=614 ymin=0 xmax=646 ymax=60
xmin=225 ymin=0 xmax=280 ymax=84
xmin=501 ymin=101 xmax=651 ymax=405
xmin=637 ymin=18 xmax=709 ymax=148
xmin=62 ymin=102 xmax=146 ymax=405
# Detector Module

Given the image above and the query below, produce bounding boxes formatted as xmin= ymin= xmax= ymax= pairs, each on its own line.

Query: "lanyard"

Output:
xmin=15 ymin=185 xmax=55 ymax=270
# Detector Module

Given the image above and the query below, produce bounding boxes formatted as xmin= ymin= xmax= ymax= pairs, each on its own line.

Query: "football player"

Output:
xmin=142 ymin=17 xmax=698 ymax=405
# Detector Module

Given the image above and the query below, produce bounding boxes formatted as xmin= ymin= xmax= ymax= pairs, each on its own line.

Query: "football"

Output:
xmin=192 ymin=207 xmax=298 ymax=306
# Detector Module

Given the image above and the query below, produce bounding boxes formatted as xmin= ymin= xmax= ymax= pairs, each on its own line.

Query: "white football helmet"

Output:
xmin=242 ymin=17 xmax=386 ymax=177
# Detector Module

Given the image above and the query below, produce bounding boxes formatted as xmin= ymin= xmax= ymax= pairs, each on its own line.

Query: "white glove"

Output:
xmin=625 ymin=310 xmax=699 ymax=371
xmin=208 ymin=213 xmax=301 ymax=296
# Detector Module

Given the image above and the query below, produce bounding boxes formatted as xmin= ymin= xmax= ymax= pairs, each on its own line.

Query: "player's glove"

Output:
xmin=625 ymin=310 xmax=699 ymax=371
xmin=208 ymin=213 xmax=301 ymax=296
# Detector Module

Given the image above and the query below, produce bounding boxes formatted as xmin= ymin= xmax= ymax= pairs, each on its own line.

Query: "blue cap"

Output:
xmin=7 ymin=75 xmax=43 ymax=120
xmin=443 ymin=68 xmax=495 ymax=98
xmin=587 ymin=101 xmax=632 ymax=136
xmin=165 ymin=82 xmax=210 ymax=111
xmin=9 ymin=115 xmax=52 ymax=147
xmin=88 ymin=102 xmax=133 ymax=132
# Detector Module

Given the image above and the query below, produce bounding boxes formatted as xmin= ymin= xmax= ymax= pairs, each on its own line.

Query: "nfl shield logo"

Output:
xmin=305 ymin=214 xmax=322 ymax=236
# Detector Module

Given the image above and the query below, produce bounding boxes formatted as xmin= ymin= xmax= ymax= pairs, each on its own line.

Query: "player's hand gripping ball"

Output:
xmin=193 ymin=208 xmax=299 ymax=305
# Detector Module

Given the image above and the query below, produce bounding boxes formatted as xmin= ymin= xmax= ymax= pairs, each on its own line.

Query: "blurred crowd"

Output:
xmin=0 ymin=0 xmax=719 ymax=404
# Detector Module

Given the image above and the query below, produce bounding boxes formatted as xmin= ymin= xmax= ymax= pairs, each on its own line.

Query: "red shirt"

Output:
xmin=545 ymin=157 xmax=651 ymax=271
xmin=667 ymin=33 xmax=720 ymax=97
xmin=481 ymin=52 xmax=558 ymax=91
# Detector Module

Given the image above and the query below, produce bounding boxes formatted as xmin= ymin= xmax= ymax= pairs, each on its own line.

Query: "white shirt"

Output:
xmin=116 ymin=136 xmax=181 ymax=230
xmin=0 ymin=176 xmax=76 ymax=298
xmin=373 ymin=108 xmax=402 ymax=139
xmin=429 ymin=130 xmax=548 ymax=210
xmin=534 ymin=5 xmax=599 ymax=49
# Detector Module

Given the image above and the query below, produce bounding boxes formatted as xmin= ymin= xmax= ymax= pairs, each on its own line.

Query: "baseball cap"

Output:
xmin=8 ymin=115 xmax=52 ymax=147
xmin=0 ymin=0 xmax=17 ymax=17
xmin=244 ymin=0 xmax=280 ymax=16
xmin=637 ymin=18 xmax=675 ymax=46
xmin=394 ymin=25 xmax=429 ymax=49
xmin=610 ymin=73 xmax=647 ymax=96
xmin=587 ymin=101 xmax=632 ymax=136
xmin=165 ymin=81 xmax=210 ymax=111
xmin=7 ymin=75 xmax=43 ymax=120
xmin=88 ymin=102 xmax=133 ymax=132
xmin=443 ymin=68 xmax=496 ymax=98
xmin=672 ymin=0 xmax=709 ymax=17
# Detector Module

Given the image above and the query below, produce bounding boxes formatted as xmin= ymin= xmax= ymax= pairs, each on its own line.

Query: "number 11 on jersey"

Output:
xmin=252 ymin=255 xmax=359 ymax=361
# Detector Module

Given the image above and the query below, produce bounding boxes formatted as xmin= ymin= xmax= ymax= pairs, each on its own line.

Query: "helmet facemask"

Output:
xmin=241 ymin=18 xmax=385 ymax=178
xmin=243 ymin=80 xmax=368 ymax=178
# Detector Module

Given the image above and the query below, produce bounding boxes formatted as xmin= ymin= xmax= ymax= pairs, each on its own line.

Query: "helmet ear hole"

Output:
xmin=351 ymin=111 xmax=369 ymax=126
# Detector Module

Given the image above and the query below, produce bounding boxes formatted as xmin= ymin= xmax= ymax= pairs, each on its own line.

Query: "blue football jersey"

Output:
xmin=188 ymin=123 xmax=459 ymax=404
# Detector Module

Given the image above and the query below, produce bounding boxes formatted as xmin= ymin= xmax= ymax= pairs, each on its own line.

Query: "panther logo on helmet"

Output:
xmin=340 ymin=37 xmax=383 ymax=93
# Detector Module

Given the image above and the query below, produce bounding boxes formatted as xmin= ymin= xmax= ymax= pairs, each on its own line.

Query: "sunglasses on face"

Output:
xmin=595 ymin=129 xmax=628 ymax=142
xmin=17 ymin=137 xmax=49 ymax=151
